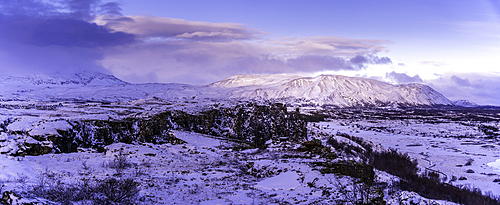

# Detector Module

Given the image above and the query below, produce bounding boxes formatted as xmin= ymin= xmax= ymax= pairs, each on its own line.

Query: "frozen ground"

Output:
xmin=1 ymin=98 xmax=498 ymax=204
xmin=0 ymin=129 xmax=459 ymax=204
xmin=310 ymin=116 xmax=500 ymax=196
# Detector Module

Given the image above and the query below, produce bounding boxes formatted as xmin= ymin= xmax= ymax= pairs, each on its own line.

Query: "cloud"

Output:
xmin=101 ymin=36 xmax=392 ymax=84
xmin=0 ymin=16 xmax=135 ymax=48
xmin=349 ymin=55 xmax=392 ymax=68
xmin=0 ymin=0 xmax=391 ymax=84
xmin=266 ymin=36 xmax=390 ymax=57
xmin=0 ymin=0 xmax=135 ymax=76
xmin=385 ymin=71 xmax=423 ymax=84
xmin=95 ymin=15 xmax=261 ymax=41
xmin=426 ymin=73 xmax=500 ymax=106
xmin=96 ymin=18 xmax=392 ymax=84
xmin=450 ymin=75 xmax=471 ymax=87
xmin=420 ymin=61 xmax=447 ymax=66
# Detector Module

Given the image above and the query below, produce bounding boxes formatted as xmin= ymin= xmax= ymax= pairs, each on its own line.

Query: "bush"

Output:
xmin=371 ymin=149 xmax=500 ymax=205
xmin=371 ymin=149 xmax=418 ymax=179
xmin=104 ymin=150 xmax=132 ymax=174
xmin=312 ymin=161 xmax=374 ymax=186
xmin=327 ymin=136 xmax=365 ymax=157
xmin=329 ymin=132 xmax=373 ymax=158
xmin=31 ymin=176 xmax=140 ymax=204
xmin=94 ymin=178 xmax=140 ymax=204
xmin=299 ymin=139 xmax=337 ymax=159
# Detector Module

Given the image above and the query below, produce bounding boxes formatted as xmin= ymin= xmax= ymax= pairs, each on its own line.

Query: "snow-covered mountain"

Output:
xmin=0 ymin=72 xmax=463 ymax=107
xmin=452 ymin=100 xmax=479 ymax=107
xmin=211 ymin=74 xmax=453 ymax=107
xmin=0 ymin=72 xmax=181 ymax=102
xmin=1 ymin=72 xmax=128 ymax=86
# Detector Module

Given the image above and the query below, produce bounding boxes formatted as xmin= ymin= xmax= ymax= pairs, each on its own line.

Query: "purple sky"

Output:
xmin=1 ymin=0 xmax=500 ymax=105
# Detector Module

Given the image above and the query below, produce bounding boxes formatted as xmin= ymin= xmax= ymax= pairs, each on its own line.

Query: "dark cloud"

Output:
xmin=0 ymin=0 xmax=55 ymax=16
xmin=451 ymin=75 xmax=471 ymax=87
xmin=385 ymin=71 xmax=423 ymax=84
xmin=0 ymin=15 xmax=135 ymax=48
xmin=349 ymin=55 xmax=391 ymax=68
xmin=427 ymin=73 xmax=500 ymax=106
xmin=288 ymin=55 xmax=353 ymax=71
xmin=65 ymin=0 xmax=98 ymax=20
xmin=0 ymin=0 xmax=135 ymax=76
xmin=0 ymin=0 xmax=391 ymax=84
xmin=0 ymin=41 xmax=105 ymax=75
xmin=98 ymin=2 xmax=123 ymax=16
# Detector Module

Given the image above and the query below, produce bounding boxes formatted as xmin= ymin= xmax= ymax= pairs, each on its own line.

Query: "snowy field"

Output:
xmin=310 ymin=116 xmax=500 ymax=196
xmin=1 ymin=98 xmax=499 ymax=204
xmin=1 ymin=130 xmax=458 ymax=204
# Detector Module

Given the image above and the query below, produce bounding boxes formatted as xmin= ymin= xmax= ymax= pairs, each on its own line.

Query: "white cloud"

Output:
xmin=95 ymin=15 xmax=262 ymax=41
xmin=97 ymin=16 xmax=392 ymax=84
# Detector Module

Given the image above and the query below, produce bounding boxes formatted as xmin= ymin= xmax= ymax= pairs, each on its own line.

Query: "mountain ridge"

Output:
xmin=0 ymin=72 xmax=480 ymax=108
xmin=0 ymin=72 xmax=128 ymax=86
xmin=212 ymin=74 xmax=454 ymax=107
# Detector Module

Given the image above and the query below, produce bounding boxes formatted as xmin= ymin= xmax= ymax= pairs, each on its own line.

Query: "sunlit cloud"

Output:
xmin=95 ymin=15 xmax=392 ymax=84
xmin=419 ymin=61 xmax=447 ymax=67
xmin=94 ymin=15 xmax=262 ymax=41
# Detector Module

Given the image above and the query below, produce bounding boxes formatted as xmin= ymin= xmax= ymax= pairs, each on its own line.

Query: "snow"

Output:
xmin=255 ymin=171 xmax=301 ymax=190
xmin=487 ymin=159 xmax=500 ymax=172
xmin=0 ymin=155 xmax=37 ymax=182
xmin=0 ymin=72 xmax=494 ymax=204
xmin=386 ymin=191 xmax=460 ymax=205
xmin=312 ymin=118 xmax=500 ymax=196
xmin=0 ymin=72 xmax=455 ymax=107
xmin=173 ymin=131 xmax=223 ymax=148
xmin=0 ymin=119 xmax=478 ymax=204
xmin=212 ymin=74 xmax=453 ymax=107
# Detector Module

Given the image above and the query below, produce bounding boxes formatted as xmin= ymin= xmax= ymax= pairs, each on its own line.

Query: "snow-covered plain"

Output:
xmin=304 ymin=107 xmax=500 ymax=196
xmin=319 ymin=121 xmax=500 ymax=195
xmin=2 ymin=99 xmax=492 ymax=204
xmin=0 ymin=129 xmax=460 ymax=204
xmin=1 ymin=72 xmax=498 ymax=204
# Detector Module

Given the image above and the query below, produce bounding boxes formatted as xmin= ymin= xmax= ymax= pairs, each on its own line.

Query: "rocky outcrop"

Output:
xmin=0 ymin=103 xmax=308 ymax=156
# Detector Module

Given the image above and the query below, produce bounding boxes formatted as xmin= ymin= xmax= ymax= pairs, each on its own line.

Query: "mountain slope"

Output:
xmin=0 ymin=72 xmax=455 ymax=107
xmin=1 ymin=72 xmax=128 ymax=86
xmin=0 ymin=72 xmax=195 ymax=103
xmin=211 ymin=74 xmax=453 ymax=107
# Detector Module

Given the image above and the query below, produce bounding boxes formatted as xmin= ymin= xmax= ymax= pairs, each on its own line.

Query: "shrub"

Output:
xmin=327 ymin=136 xmax=365 ymax=157
xmin=94 ymin=178 xmax=140 ymax=204
xmin=104 ymin=150 xmax=132 ymax=174
xmin=299 ymin=139 xmax=337 ymax=159
xmin=371 ymin=149 xmax=418 ymax=179
xmin=30 ymin=176 xmax=140 ymax=204
xmin=465 ymin=158 xmax=473 ymax=166
xmin=371 ymin=149 xmax=500 ymax=205
xmin=312 ymin=161 xmax=374 ymax=186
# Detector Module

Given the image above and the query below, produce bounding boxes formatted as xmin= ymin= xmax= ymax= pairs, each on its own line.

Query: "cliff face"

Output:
xmin=1 ymin=103 xmax=307 ymax=156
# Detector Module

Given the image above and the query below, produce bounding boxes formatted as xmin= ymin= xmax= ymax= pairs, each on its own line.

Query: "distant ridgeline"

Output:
xmin=4 ymin=103 xmax=307 ymax=156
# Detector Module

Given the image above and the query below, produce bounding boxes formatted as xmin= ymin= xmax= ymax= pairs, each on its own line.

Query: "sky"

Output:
xmin=0 ymin=0 xmax=500 ymax=105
